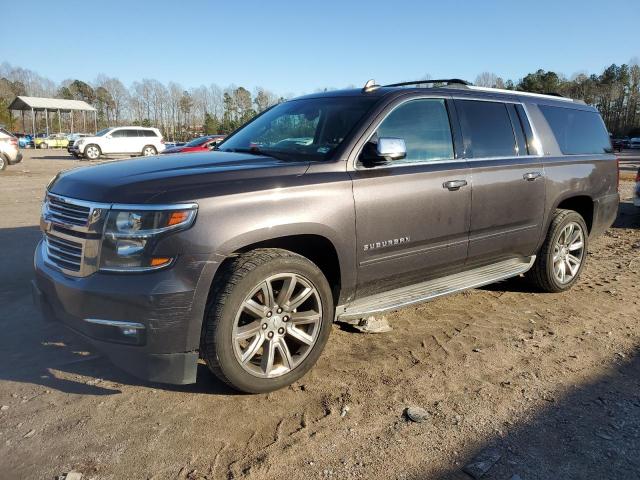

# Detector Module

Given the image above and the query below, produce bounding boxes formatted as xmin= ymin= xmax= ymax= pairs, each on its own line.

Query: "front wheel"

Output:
xmin=142 ymin=145 xmax=157 ymax=156
xmin=201 ymin=249 xmax=334 ymax=393
xmin=527 ymin=209 xmax=588 ymax=292
xmin=40 ymin=142 xmax=48 ymax=149
xmin=84 ymin=144 xmax=101 ymax=160
xmin=0 ymin=154 xmax=7 ymax=171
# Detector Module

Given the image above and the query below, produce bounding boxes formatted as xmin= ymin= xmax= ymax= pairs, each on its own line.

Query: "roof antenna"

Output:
xmin=362 ymin=79 xmax=380 ymax=93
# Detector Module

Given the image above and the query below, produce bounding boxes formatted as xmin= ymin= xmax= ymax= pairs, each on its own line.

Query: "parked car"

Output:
xmin=630 ymin=138 xmax=640 ymax=149
xmin=13 ymin=132 xmax=34 ymax=148
xmin=162 ymin=135 xmax=226 ymax=154
xmin=164 ymin=141 xmax=186 ymax=149
xmin=32 ymin=79 xmax=619 ymax=393
xmin=635 ymin=167 xmax=640 ymax=207
xmin=71 ymin=126 xmax=165 ymax=160
xmin=0 ymin=127 xmax=23 ymax=171
xmin=35 ymin=133 xmax=69 ymax=149
xmin=611 ymin=138 xmax=625 ymax=152
xmin=67 ymin=133 xmax=91 ymax=156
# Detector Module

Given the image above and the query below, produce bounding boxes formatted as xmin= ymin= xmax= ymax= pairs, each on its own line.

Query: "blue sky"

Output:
xmin=2 ymin=0 xmax=639 ymax=96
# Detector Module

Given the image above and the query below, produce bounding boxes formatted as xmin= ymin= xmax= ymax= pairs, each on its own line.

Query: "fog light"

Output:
xmin=84 ymin=318 xmax=146 ymax=345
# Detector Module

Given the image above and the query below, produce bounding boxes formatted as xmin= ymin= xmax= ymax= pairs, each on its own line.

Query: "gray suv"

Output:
xmin=32 ymin=79 xmax=619 ymax=393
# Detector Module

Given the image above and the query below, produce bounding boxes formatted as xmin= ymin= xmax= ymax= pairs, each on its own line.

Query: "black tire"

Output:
xmin=201 ymin=248 xmax=334 ymax=393
xmin=84 ymin=144 xmax=101 ymax=160
xmin=142 ymin=145 xmax=157 ymax=156
xmin=527 ymin=209 xmax=589 ymax=293
xmin=0 ymin=154 xmax=7 ymax=171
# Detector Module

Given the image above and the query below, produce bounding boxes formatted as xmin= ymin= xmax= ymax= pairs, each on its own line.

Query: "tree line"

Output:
xmin=1 ymin=61 xmax=639 ymax=140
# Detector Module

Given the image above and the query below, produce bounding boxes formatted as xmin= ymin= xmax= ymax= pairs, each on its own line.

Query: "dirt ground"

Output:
xmin=1 ymin=150 xmax=639 ymax=480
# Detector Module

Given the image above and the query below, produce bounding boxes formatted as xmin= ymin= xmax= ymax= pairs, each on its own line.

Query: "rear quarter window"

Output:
xmin=142 ymin=130 xmax=158 ymax=137
xmin=539 ymin=105 xmax=612 ymax=155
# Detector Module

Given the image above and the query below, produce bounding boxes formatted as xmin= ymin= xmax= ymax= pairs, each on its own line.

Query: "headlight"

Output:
xmin=100 ymin=204 xmax=197 ymax=272
xmin=76 ymin=139 xmax=85 ymax=146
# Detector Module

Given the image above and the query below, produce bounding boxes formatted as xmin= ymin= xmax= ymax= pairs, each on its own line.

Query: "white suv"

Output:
xmin=74 ymin=126 xmax=165 ymax=160
xmin=0 ymin=127 xmax=22 ymax=171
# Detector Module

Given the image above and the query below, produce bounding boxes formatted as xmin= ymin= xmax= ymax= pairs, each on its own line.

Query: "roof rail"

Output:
xmin=383 ymin=79 xmax=471 ymax=88
xmin=466 ymin=85 xmax=575 ymax=103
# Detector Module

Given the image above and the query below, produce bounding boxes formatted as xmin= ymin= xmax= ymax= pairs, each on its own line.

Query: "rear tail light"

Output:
xmin=635 ymin=168 xmax=640 ymax=183
xmin=160 ymin=138 xmax=165 ymax=144
xmin=10 ymin=138 xmax=18 ymax=147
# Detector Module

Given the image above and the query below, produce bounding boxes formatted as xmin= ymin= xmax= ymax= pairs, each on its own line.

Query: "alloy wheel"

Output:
xmin=552 ymin=221 xmax=585 ymax=284
xmin=86 ymin=146 xmax=99 ymax=160
xmin=143 ymin=147 xmax=155 ymax=156
xmin=232 ymin=273 xmax=322 ymax=378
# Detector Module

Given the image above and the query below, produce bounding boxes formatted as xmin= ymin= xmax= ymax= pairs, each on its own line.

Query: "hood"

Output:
xmin=49 ymin=151 xmax=310 ymax=204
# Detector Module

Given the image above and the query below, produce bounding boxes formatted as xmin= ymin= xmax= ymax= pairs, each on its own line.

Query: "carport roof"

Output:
xmin=8 ymin=96 xmax=96 ymax=112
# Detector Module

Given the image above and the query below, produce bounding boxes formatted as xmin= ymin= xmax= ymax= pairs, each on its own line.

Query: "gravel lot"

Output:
xmin=1 ymin=150 xmax=639 ymax=480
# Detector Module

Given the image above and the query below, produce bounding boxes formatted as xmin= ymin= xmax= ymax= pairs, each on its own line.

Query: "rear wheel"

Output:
xmin=0 ymin=154 xmax=7 ymax=171
xmin=142 ymin=145 xmax=157 ymax=156
xmin=527 ymin=209 xmax=588 ymax=292
xmin=84 ymin=144 xmax=101 ymax=160
xmin=40 ymin=142 xmax=48 ymax=149
xmin=201 ymin=248 xmax=333 ymax=393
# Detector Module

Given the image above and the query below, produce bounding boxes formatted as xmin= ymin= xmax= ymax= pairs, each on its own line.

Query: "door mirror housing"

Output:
xmin=376 ymin=137 xmax=407 ymax=160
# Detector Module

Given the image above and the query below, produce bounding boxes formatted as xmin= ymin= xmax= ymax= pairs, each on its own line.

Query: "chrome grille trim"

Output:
xmin=41 ymin=194 xmax=110 ymax=277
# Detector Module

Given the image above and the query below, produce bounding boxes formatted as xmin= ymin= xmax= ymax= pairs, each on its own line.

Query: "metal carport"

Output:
xmin=7 ymin=96 xmax=97 ymax=137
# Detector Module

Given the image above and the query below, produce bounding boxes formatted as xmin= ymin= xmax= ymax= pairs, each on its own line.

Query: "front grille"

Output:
xmin=41 ymin=194 xmax=110 ymax=277
xmin=45 ymin=234 xmax=83 ymax=272
xmin=47 ymin=195 xmax=91 ymax=226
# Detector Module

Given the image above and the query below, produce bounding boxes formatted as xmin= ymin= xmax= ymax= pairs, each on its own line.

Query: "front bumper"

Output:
xmin=32 ymin=241 xmax=219 ymax=384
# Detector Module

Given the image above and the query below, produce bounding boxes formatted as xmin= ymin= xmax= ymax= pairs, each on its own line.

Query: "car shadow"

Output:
xmin=411 ymin=348 xmax=640 ymax=480
xmin=0 ymin=225 xmax=238 ymax=396
xmin=613 ymin=199 xmax=640 ymax=230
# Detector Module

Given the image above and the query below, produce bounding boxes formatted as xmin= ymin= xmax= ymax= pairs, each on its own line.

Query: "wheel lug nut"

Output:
xmin=278 ymin=327 xmax=285 ymax=335
xmin=277 ymin=308 xmax=283 ymax=314
xmin=262 ymin=323 xmax=268 ymax=330
xmin=266 ymin=311 xmax=272 ymax=317
xmin=283 ymin=315 xmax=289 ymax=322
xmin=267 ymin=331 xmax=274 ymax=339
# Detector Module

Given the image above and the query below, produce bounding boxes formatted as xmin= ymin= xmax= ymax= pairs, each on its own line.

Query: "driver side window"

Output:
xmin=375 ymin=99 xmax=454 ymax=164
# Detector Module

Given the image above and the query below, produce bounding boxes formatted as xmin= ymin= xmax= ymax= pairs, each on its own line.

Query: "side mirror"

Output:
xmin=376 ymin=137 xmax=406 ymax=161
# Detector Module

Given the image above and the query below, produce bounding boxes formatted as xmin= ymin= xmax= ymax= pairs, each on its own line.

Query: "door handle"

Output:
xmin=443 ymin=179 xmax=468 ymax=191
xmin=523 ymin=171 xmax=542 ymax=181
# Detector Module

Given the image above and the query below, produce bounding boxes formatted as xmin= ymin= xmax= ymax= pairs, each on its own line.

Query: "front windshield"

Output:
xmin=96 ymin=128 xmax=113 ymax=137
xmin=184 ymin=136 xmax=210 ymax=147
xmin=218 ymin=96 xmax=378 ymax=161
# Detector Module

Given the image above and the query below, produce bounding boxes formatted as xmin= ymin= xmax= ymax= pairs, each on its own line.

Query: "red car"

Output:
xmin=162 ymin=135 xmax=226 ymax=154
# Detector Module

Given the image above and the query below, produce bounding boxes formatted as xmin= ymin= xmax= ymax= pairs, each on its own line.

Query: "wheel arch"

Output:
xmin=210 ymin=233 xmax=343 ymax=307
xmin=555 ymin=195 xmax=594 ymax=233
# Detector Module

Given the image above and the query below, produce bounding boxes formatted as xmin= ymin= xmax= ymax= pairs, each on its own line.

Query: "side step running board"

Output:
xmin=337 ymin=256 xmax=535 ymax=320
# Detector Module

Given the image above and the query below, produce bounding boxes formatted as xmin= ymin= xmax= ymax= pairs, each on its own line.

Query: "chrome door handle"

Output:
xmin=523 ymin=171 xmax=542 ymax=181
xmin=443 ymin=179 xmax=468 ymax=191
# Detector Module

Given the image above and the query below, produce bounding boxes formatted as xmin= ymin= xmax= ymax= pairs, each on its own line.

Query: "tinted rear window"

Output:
xmin=142 ymin=129 xmax=157 ymax=137
xmin=539 ymin=105 xmax=612 ymax=155
xmin=456 ymin=100 xmax=517 ymax=158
